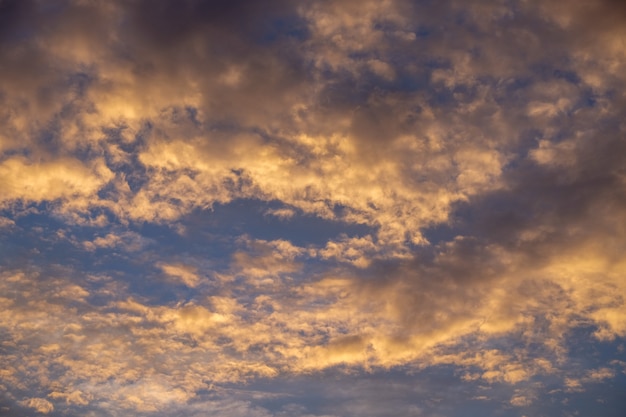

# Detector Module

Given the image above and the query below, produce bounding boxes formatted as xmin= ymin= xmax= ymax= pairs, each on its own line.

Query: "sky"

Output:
xmin=1 ymin=0 xmax=626 ymax=416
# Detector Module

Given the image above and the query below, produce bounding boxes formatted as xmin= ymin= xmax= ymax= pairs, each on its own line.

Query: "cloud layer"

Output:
xmin=1 ymin=0 xmax=625 ymax=416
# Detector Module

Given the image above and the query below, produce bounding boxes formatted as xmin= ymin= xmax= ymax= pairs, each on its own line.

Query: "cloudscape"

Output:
xmin=1 ymin=0 xmax=625 ymax=416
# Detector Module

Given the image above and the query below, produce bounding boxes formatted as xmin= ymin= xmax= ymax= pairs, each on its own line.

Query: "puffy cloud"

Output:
xmin=48 ymin=390 xmax=92 ymax=406
xmin=20 ymin=398 xmax=53 ymax=414
xmin=510 ymin=394 xmax=533 ymax=407
xmin=0 ymin=157 xmax=113 ymax=207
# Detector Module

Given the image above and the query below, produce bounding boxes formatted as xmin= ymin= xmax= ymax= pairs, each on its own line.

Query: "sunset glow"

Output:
xmin=1 ymin=1 xmax=625 ymax=416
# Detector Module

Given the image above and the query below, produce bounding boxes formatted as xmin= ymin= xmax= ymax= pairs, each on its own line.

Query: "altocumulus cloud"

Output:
xmin=1 ymin=0 xmax=626 ymax=416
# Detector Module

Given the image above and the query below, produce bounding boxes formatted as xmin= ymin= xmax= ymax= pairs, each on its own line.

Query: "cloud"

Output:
xmin=20 ymin=398 xmax=54 ymax=414
xmin=0 ymin=216 xmax=15 ymax=228
xmin=1 ymin=0 xmax=626 ymax=416
xmin=264 ymin=207 xmax=296 ymax=220
xmin=159 ymin=263 xmax=201 ymax=287
xmin=48 ymin=390 xmax=92 ymax=406
xmin=318 ymin=234 xmax=380 ymax=268
xmin=510 ymin=394 xmax=533 ymax=407
xmin=1 ymin=0 xmax=509 ymax=243
xmin=0 ymin=157 xmax=113 ymax=207
xmin=82 ymin=231 xmax=149 ymax=252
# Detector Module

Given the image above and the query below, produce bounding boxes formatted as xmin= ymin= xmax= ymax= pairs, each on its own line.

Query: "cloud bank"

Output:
xmin=1 ymin=0 xmax=625 ymax=416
